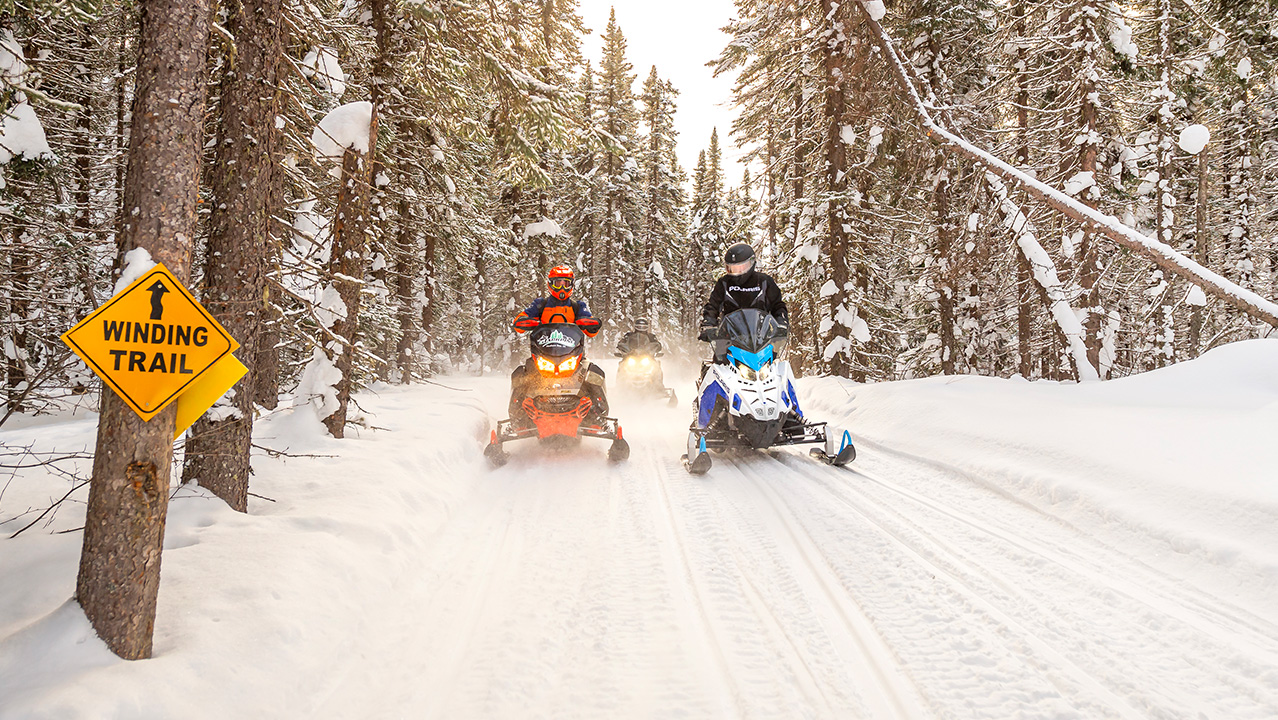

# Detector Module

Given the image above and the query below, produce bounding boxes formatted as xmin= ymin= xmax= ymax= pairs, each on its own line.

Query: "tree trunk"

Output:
xmin=1153 ymin=0 xmax=1175 ymax=368
xmin=1188 ymin=149 xmax=1208 ymax=355
xmin=322 ymin=146 xmax=371 ymax=438
xmin=821 ymin=0 xmax=853 ymax=379
xmin=935 ymin=162 xmax=956 ymax=374
xmin=1013 ymin=0 xmax=1034 ymax=377
xmin=180 ymin=0 xmax=284 ymax=511
xmin=421 ymin=225 xmax=437 ymax=357
xmin=1076 ymin=2 xmax=1103 ymax=372
xmin=77 ymin=0 xmax=210 ymax=660
xmin=394 ymin=196 xmax=419 ymax=382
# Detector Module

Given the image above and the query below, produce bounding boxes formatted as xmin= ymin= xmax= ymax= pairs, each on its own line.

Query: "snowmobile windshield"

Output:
xmin=529 ymin=323 xmax=586 ymax=359
xmin=617 ymin=335 xmax=660 ymax=357
xmin=720 ymin=309 xmax=786 ymax=360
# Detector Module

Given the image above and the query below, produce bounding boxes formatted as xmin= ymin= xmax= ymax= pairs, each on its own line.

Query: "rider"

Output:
xmin=514 ymin=264 xmax=597 ymax=331
xmin=699 ymin=243 xmax=788 ymax=361
xmin=616 ymin=318 xmax=663 ymax=355
xmin=510 ymin=265 xmax=607 ymax=424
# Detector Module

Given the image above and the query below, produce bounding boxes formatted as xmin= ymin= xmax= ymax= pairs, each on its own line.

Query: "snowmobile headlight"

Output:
xmin=625 ymin=357 xmax=636 ymax=367
xmin=558 ymin=355 xmax=579 ymax=374
xmin=536 ymin=356 xmax=557 ymax=375
xmin=733 ymin=360 xmax=758 ymax=382
xmin=757 ymin=362 xmax=772 ymax=381
xmin=640 ymin=357 xmax=651 ymax=367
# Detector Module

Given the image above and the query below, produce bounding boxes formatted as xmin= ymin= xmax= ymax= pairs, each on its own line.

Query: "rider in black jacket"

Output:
xmin=700 ymin=243 xmax=788 ymax=359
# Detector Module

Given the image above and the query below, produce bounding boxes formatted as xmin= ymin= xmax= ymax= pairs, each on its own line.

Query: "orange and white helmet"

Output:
xmin=548 ymin=265 xmax=575 ymax=300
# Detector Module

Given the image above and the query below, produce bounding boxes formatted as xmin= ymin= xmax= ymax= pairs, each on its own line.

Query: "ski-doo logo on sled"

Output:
xmin=537 ymin=330 xmax=577 ymax=349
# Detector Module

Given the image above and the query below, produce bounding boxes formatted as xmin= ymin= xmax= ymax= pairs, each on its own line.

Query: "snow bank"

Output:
xmin=0 ymin=383 xmax=491 ymax=718
xmin=801 ymin=339 xmax=1278 ymax=616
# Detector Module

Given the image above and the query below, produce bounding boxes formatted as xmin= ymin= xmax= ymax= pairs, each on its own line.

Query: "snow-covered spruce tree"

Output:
xmin=685 ymin=132 xmax=731 ymax=331
xmin=594 ymin=9 xmax=644 ymax=330
xmin=638 ymin=66 xmax=687 ymax=328
xmin=894 ymin=0 xmax=998 ymax=377
xmin=715 ymin=0 xmax=824 ymax=368
xmin=1 ymin=6 xmax=124 ymax=418
xmin=563 ymin=63 xmax=605 ymax=308
xmin=1203 ymin=0 xmax=1277 ymax=345
xmin=501 ymin=0 xmax=586 ymax=302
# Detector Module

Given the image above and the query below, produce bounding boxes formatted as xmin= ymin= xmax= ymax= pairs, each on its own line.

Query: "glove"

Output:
xmin=697 ymin=325 xmax=715 ymax=342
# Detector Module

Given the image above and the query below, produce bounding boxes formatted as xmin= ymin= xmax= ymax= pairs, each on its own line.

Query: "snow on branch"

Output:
xmin=985 ymin=174 xmax=1099 ymax=381
xmin=853 ymin=0 xmax=1278 ymax=330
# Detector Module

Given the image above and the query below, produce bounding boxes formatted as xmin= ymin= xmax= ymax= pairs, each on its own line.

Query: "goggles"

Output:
xmin=726 ymin=259 xmax=754 ymax=276
xmin=549 ymin=277 xmax=573 ymax=291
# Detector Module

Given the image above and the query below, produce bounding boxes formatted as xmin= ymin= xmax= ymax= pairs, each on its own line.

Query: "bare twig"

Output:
xmin=9 ymin=480 xmax=89 ymax=539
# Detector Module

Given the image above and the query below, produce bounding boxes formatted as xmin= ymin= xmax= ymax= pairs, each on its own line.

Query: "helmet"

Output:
xmin=724 ymin=243 xmax=755 ymax=277
xmin=548 ymin=265 xmax=574 ymax=301
xmin=635 ymin=318 xmax=650 ymax=332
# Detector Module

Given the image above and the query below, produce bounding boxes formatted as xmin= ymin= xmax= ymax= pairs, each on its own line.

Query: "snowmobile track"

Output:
xmin=724 ymin=454 xmax=929 ymax=719
xmin=767 ymin=445 xmax=1278 ymax=718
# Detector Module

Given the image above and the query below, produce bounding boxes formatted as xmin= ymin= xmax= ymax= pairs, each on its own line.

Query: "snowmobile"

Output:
xmin=614 ymin=336 xmax=678 ymax=407
xmin=485 ymin=321 xmax=630 ymax=467
xmin=682 ymin=309 xmax=856 ymax=474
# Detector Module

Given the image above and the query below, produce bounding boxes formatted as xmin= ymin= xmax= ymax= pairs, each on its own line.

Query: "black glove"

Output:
xmin=697 ymin=325 xmax=715 ymax=342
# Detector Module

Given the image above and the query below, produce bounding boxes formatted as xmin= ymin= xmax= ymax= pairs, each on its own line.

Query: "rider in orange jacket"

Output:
xmin=509 ymin=265 xmax=607 ymax=424
xmin=513 ymin=265 xmax=601 ymax=336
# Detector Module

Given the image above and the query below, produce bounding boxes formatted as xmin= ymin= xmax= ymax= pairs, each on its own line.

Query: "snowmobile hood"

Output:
xmin=530 ymin=323 xmax=586 ymax=359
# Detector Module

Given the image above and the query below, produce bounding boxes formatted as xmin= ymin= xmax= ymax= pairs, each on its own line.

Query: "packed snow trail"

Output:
xmin=308 ymin=370 xmax=1278 ymax=718
xmin=3 ymin=344 xmax=1278 ymax=718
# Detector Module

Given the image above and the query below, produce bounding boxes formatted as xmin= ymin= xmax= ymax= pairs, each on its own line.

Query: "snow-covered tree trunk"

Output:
xmin=820 ymin=0 xmax=855 ymax=379
xmin=394 ymin=195 xmax=419 ymax=382
xmin=322 ymin=146 xmax=371 ymax=438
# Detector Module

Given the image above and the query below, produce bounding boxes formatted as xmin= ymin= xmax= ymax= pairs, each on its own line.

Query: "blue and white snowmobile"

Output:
xmin=682 ymin=309 xmax=856 ymax=474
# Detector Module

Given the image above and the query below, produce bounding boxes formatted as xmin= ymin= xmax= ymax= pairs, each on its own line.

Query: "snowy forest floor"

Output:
xmin=2 ymin=341 xmax=1277 ymax=719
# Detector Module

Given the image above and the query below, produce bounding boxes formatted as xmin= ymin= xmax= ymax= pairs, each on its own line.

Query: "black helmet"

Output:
xmin=724 ymin=243 xmax=755 ymax=276
xmin=635 ymin=318 xmax=650 ymax=332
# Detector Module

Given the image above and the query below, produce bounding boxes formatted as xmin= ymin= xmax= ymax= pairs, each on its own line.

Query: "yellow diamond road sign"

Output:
xmin=62 ymin=264 xmax=239 ymax=422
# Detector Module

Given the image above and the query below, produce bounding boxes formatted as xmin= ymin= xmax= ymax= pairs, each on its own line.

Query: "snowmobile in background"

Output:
xmin=682 ymin=309 xmax=855 ymax=474
xmin=486 ymin=322 xmax=630 ymax=467
xmin=614 ymin=335 xmax=678 ymax=407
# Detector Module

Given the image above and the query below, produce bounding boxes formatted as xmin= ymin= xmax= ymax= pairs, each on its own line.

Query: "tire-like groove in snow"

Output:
xmin=724 ymin=453 xmax=930 ymax=719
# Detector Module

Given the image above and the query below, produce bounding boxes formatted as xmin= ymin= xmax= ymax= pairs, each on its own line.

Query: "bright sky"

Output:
xmin=578 ymin=0 xmax=747 ymax=184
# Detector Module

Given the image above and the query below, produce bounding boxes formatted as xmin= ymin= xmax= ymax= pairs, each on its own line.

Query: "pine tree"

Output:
xmin=594 ymin=9 xmax=643 ymax=328
xmin=638 ymin=67 xmax=686 ymax=324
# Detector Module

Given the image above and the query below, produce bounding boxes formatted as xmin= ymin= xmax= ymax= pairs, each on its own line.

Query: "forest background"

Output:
xmin=2 ymin=0 xmax=1276 ymax=423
